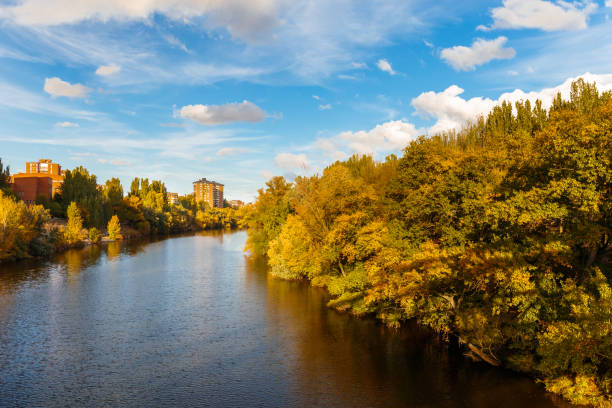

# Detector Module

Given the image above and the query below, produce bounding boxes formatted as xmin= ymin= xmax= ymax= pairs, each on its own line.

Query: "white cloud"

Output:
xmin=314 ymin=138 xmax=348 ymax=161
xmin=44 ymin=77 xmax=91 ymax=98
xmin=0 ymin=0 xmax=279 ymax=41
xmin=312 ymin=95 xmax=321 ymax=100
xmin=0 ymin=81 xmax=104 ymax=122
xmin=319 ymin=104 xmax=332 ymax=110
xmin=274 ymin=153 xmax=310 ymax=170
xmin=351 ymin=61 xmax=367 ymax=69
xmin=178 ymin=101 xmax=266 ymax=126
xmin=216 ymin=147 xmax=249 ymax=156
xmin=411 ymin=72 xmax=612 ymax=134
xmin=480 ymin=0 xmax=597 ymax=31
xmin=55 ymin=121 xmax=79 ymax=127
xmin=307 ymin=119 xmax=423 ymax=165
xmin=339 ymin=120 xmax=421 ymax=155
xmin=163 ymin=34 xmax=190 ymax=53
xmin=607 ymin=0 xmax=612 ymax=7
xmin=377 ymin=59 xmax=396 ymax=75
xmin=412 ymin=85 xmax=495 ymax=135
xmin=0 ymin=1 xmax=427 ymax=84
xmin=95 ymin=64 xmax=121 ymax=76
xmin=440 ymin=37 xmax=516 ymax=71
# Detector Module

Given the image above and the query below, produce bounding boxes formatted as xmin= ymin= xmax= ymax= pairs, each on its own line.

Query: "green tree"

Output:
xmin=129 ymin=177 xmax=140 ymax=197
xmin=103 ymin=177 xmax=123 ymax=206
xmin=0 ymin=158 xmax=11 ymax=194
xmin=60 ymin=166 xmax=106 ymax=227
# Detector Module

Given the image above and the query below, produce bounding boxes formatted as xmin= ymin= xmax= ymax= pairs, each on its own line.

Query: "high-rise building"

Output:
xmin=10 ymin=159 xmax=65 ymax=204
xmin=193 ymin=178 xmax=224 ymax=208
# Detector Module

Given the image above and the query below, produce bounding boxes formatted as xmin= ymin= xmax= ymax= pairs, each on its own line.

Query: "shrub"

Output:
xmin=88 ymin=227 xmax=101 ymax=244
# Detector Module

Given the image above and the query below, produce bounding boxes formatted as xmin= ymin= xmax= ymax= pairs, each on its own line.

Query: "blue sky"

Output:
xmin=1 ymin=0 xmax=611 ymax=202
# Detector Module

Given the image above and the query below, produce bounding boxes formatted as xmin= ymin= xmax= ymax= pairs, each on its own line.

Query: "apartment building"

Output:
xmin=228 ymin=199 xmax=244 ymax=208
xmin=193 ymin=178 xmax=224 ymax=208
xmin=167 ymin=192 xmax=179 ymax=205
xmin=11 ymin=159 xmax=65 ymax=203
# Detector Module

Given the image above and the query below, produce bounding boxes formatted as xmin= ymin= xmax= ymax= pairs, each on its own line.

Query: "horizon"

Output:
xmin=1 ymin=0 xmax=612 ymax=201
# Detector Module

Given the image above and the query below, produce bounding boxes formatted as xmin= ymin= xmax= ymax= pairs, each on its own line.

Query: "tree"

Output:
xmin=0 ymin=158 xmax=11 ymax=194
xmin=245 ymin=176 xmax=293 ymax=256
xmin=0 ymin=191 xmax=49 ymax=261
xmin=60 ymin=166 xmax=106 ymax=227
xmin=103 ymin=178 xmax=123 ymax=206
xmin=129 ymin=177 xmax=140 ymax=197
xmin=244 ymin=79 xmax=612 ymax=407
xmin=88 ymin=227 xmax=101 ymax=244
xmin=65 ymin=202 xmax=83 ymax=245
xmin=107 ymin=215 xmax=122 ymax=241
xmin=114 ymin=196 xmax=150 ymax=235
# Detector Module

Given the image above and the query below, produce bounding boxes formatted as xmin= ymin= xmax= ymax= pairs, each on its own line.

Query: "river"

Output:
xmin=0 ymin=231 xmax=571 ymax=407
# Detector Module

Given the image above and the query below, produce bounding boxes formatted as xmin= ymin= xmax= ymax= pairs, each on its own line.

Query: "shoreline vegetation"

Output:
xmin=0 ymin=167 xmax=244 ymax=264
xmin=244 ymin=80 xmax=611 ymax=407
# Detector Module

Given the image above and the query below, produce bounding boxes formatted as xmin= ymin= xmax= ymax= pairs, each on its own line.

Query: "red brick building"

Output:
xmin=11 ymin=176 xmax=53 ymax=204
xmin=10 ymin=159 xmax=65 ymax=204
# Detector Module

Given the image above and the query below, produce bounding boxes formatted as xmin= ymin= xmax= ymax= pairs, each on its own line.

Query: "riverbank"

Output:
xmin=0 ymin=187 xmax=244 ymax=264
xmin=1 ymin=162 xmax=245 ymax=265
xmin=243 ymin=82 xmax=612 ymax=407
xmin=0 ymin=206 xmax=241 ymax=266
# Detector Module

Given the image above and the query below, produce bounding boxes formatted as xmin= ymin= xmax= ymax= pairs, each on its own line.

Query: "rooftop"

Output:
xmin=193 ymin=178 xmax=223 ymax=186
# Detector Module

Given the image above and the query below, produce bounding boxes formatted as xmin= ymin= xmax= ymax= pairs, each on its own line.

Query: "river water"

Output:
xmin=0 ymin=231 xmax=570 ymax=407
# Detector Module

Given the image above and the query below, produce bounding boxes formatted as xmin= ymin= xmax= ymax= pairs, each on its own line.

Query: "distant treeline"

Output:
xmin=0 ymin=166 xmax=244 ymax=262
xmin=244 ymin=80 xmax=611 ymax=407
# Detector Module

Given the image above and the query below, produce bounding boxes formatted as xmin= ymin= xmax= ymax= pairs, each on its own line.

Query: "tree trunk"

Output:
xmin=585 ymin=245 xmax=599 ymax=268
xmin=458 ymin=337 xmax=501 ymax=366
xmin=466 ymin=343 xmax=500 ymax=366
xmin=338 ymin=261 xmax=346 ymax=277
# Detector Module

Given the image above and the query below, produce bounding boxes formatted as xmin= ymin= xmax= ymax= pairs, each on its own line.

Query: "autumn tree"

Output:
xmin=245 ymin=79 xmax=612 ymax=406
xmin=0 ymin=191 xmax=49 ymax=261
xmin=107 ymin=215 xmax=122 ymax=241
xmin=65 ymin=202 xmax=84 ymax=245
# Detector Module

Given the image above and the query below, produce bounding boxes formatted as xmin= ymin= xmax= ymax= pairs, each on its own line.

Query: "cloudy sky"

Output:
xmin=1 ymin=0 xmax=612 ymax=201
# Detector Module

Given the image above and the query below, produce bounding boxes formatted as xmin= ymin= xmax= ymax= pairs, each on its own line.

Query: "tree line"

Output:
xmin=244 ymin=80 xmax=611 ymax=407
xmin=0 ymin=165 xmax=243 ymax=262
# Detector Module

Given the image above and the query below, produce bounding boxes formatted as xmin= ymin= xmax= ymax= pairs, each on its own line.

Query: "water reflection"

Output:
xmin=246 ymin=256 xmax=570 ymax=408
xmin=0 ymin=231 xmax=571 ymax=408
xmin=107 ymin=241 xmax=122 ymax=260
